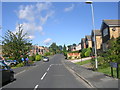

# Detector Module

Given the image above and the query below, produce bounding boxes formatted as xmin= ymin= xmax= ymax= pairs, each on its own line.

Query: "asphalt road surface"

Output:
xmin=2 ymin=54 xmax=90 ymax=89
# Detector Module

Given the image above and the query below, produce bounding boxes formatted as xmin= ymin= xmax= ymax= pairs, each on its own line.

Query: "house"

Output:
xmin=0 ymin=45 xmax=2 ymax=57
xmin=85 ymin=35 xmax=92 ymax=48
xmin=81 ymin=38 xmax=86 ymax=49
xmin=75 ymin=43 xmax=81 ymax=51
xmin=91 ymin=30 xmax=102 ymax=53
xmin=30 ymin=45 xmax=49 ymax=56
xmin=101 ymin=19 xmax=120 ymax=51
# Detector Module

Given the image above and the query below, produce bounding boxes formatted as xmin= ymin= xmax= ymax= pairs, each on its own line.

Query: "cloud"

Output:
xmin=43 ymin=38 xmax=52 ymax=45
xmin=40 ymin=11 xmax=54 ymax=25
xmin=27 ymin=35 xmax=35 ymax=39
xmin=15 ymin=2 xmax=54 ymax=39
xmin=18 ymin=5 xmax=35 ymax=21
xmin=64 ymin=4 xmax=75 ymax=12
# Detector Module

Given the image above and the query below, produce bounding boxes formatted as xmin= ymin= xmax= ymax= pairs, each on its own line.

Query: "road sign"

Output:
xmin=110 ymin=62 xmax=118 ymax=68
xmin=110 ymin=62 xmax=119 ymax=78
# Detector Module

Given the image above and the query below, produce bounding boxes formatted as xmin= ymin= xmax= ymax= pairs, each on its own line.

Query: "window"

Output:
xmin=103 ymin=28 xmax=108 ymax=36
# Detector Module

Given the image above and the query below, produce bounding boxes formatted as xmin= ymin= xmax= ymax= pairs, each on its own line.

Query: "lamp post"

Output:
xmin=85 ymin=0 xmax=98 ymax=69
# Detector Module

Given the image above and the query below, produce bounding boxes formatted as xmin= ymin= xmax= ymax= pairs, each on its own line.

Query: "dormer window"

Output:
xmin=103 ymin=28 xmax=108 ymax=36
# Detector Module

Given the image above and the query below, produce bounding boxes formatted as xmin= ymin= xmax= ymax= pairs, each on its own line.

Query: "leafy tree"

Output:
xmin=2 ymin=25 xmax=32 ymax=61
xmin=67 ymin=45 xmax=72 ymax=51
xmin=81 ymin=48 xmax=87 ymax=58
xmin=73 ymin=43 xmax=76 ymax=46
xmin=106 ymin=37 xmax=120 ymax=63
xmin=85 ymin=48 xmax=92 ymax=57
xmin=63 ymin=44 xmax=66 ymax=52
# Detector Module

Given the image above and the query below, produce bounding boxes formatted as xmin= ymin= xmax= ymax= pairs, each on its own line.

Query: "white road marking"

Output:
xmin=47 ymin=67 xmax=50 ymax=71
xmin=34 ymin=85 xmax=39 ymax=90
xmin=15 ymin=70 xmax=26 ymax=76
xmin=41 ymin=72 xmax=47 ymax=80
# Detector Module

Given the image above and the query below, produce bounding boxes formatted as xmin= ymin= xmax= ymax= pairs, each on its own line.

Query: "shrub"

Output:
xmin=29 ymin=55 xmax=35 ymax=61
xmin=44 ymin=52 xmax=51 ymax=56
xmin=81 ymin=48 xmax=87 ymax=58
xmin=35 ymin=55 xmax=42 ymax=61
xmin=28 ymin=60 xmax=34 ymax=65
xmin=68 ymin=56 xmax=72 ymax=59
xmin=16 ymin=62 xmax=24 ymax=67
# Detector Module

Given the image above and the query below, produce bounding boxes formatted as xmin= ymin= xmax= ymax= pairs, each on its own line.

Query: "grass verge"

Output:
xmin=75 ymin=60 xmax=91 ymax=65
xmin=98 ymin=66 xmax=120 ymax=79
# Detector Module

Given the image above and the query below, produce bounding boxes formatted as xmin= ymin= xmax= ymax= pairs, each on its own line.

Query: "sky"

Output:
xmin=1 ymin=2 xmax=118 ymax=47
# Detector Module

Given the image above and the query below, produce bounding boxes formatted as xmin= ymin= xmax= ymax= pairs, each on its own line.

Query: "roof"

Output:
xmin=103 ymin=20 xmax=120 ymax=26
xmin=92 ymin=30 xmax=101 ymax=36
xmin=81 ymin=38 xmax=85 ymax=42
xmin=85 ymin=35 xmax=91 ymax=41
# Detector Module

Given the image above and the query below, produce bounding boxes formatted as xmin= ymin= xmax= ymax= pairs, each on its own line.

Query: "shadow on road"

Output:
xmin=2 ymin=78 xmax=16 ymax=87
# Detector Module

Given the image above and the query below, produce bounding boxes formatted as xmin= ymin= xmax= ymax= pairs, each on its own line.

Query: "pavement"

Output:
xmin=63 ymin=59 xmax=119 ymax=89
xmin=70 ymin=57 xmax=92 ymax=63
xmin=2 ymin=54 xmax=90 ymax=89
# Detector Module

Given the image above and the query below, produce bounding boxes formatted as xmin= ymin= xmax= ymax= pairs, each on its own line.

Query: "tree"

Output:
xmin=85 ymin=48 xmax=92 ymax=57
xmin=106 ymin=37 xmax=120 ymax=63
xmin=73 ymin=43 xmax=76 ymax=46
xmin=67 ymin=45 xmax=72 ymax=51
xmin=63 ymin=44 xmax=66 ymax=52
xmin=81 ymin=48 xmax=87 ymax=58
xmin=2 ymin=25 xmax=32 ymax=61
xmin=49 ymin=42 xmax=60 ymax=54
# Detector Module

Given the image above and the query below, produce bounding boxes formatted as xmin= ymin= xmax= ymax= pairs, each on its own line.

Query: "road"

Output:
xmin=2 ymin=54 xmax=90 ymax=89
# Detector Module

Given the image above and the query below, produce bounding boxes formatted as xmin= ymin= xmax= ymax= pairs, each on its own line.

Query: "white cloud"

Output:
xmin=15 ymin=2 xmax=54 ymax=39
xmin=40 ymin=11 xmax=54 ymax=25
xmin=64 ymin=4 xmax=75 ymax=12
xmin=27 ymin=35 xmax=35 ymax=39
xmin=43 ymin=38 xmax=52 ymax=45
xmin=19 ymin=5 xmax=35 ymax=21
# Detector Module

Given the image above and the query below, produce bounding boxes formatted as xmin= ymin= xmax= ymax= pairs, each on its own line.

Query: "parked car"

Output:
xmin=0 ymin=61 xmax=14 ymax=85
xmin=42 ymin=56 xmax=49 ymax=62
xmin=7 ymin=60 xmax=19 ymax=65
xmin=1 ymin=60 xmax=14 ymax=66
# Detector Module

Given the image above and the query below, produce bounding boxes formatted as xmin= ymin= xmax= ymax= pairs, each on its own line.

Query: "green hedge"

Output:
xmin=35 ymin=55 xmax=42 ymax=61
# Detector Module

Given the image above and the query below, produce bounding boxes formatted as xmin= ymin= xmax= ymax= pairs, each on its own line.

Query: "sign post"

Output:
xmin=110 ymin=62 xmax=119 ymax=78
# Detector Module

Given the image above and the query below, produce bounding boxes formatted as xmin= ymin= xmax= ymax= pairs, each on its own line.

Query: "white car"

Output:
xmin=42 ymin=56 xmax=49 ymax=62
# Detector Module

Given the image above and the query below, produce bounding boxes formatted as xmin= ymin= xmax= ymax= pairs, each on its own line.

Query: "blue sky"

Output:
xmin=2 ymin=2 xmax=118 ymax=47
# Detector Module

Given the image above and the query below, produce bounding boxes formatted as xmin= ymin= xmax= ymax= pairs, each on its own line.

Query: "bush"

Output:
xmin=44 ymin=52 xmax=51 ymax=56
xmin=28 ymin=60 xmax=34 ymax=65
xmin=29 ymin=55 xmax=35 ymax=61
xmin=16 ymin=62 xmax=24 ymax=67
xmin=35 ymin=55 xmax=42 ymax=61
xmin=68 ymin=56 xmax=72 ymax=59
xmin=81 ymin=48 xmax=87 ymax=58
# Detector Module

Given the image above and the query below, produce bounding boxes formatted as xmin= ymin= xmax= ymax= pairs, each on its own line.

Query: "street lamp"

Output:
xmin=85 ymin=0 xmax=98 ymax=69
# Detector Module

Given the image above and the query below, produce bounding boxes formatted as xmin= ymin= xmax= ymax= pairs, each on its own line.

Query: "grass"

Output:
xmin=98 ymin=66 xmax=120 ymax=79
xmin=75 ymin=60 xmax=91 ymax=65
xmin=75 ymin=59 xmax=120 ymax=79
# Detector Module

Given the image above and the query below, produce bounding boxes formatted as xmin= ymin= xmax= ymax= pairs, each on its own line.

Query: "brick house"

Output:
xmin=0 ymin=45 xmax=2 ymax=57
xmin=101 ymin=20 xmax=120 ymax=51
xmin=85 ymin=35 xmax=92 ymax=48
xmin=30 ymin=45 xmax=49 ymax=56
xmin=81 ymin=38 xmax=86 ymax=49
xmin=91 ymin=30 xmax=102 ymax=53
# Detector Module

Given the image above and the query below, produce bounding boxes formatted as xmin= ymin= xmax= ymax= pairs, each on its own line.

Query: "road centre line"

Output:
xmin=47 ymin=67 xmax=50 ymax=71
xmin=41 ymin=72 xmax=47 ymax=80
xmin=41 ymin=64 xmax=63 ymax=80
xmin=34 ymin=85 xmax=39 ymax=90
